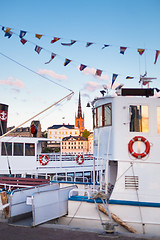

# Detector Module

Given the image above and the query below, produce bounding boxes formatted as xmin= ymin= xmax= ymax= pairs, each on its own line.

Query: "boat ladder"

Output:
xmin=92 ymin=191 xmax=117 ymax=233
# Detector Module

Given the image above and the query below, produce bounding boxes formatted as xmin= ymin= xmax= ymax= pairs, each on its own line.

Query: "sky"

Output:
xmin=0 ymin=0 xmax=160 ymax=131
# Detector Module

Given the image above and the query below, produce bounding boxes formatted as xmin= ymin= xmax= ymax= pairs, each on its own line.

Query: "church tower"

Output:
xmin=75 ymin=92 xmax=85 ymax=133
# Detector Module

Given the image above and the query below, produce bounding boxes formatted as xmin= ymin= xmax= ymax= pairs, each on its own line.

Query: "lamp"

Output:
xmin=100 ymin=90 xmax=106 ymax=96
xmin=86 ymin=102 xmax=91 ymax=107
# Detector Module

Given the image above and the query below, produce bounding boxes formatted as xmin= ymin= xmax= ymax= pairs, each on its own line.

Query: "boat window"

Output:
xmin=14 ymin=143 xmax=24 ymax=156
xmin=129 ymin=105 xmax=149 ymax=132
xmin=1 ymin=142 xmax=12 ymax=156
xmin=157 ymin=107 xmax=160 ymax=133
xmin=93 ymin=103 xmax=112 ymax=128
xmin=104 ymin=103 xmax=112 ymax=126
xmin=25 ymin=143 xmax=35 ymax=156
xmin=97 ymin=106 xmax=103 ymax=127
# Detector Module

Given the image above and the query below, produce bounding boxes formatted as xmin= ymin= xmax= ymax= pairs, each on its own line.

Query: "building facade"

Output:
xmin=61 ymin=135 xmax=88 ymax=155
xmin=47 ymin=124 xmax=80 ymax=143
xmin=88 ymin=132 xmax=94 ymax=154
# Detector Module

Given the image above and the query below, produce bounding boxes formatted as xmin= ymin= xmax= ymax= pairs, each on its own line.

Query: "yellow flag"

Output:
xmin=35 ymin=34 xmax=42 ymax=39
xmin=5 ymin=27 xmax=11 ymax=33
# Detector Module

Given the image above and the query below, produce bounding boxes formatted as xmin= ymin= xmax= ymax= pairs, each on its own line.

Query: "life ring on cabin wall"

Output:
xmin=128 ymin=136 xmax=150 ymax=159
xmin=76 ymin=155 xmax=84 ymax=165
xmin=39 ymin=155 xmax=49 ymax=165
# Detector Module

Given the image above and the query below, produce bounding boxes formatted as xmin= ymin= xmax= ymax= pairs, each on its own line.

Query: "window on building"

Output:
xmin=59 ymin=131 xmax=61 ymax=134
xmin=14 ymin=143 xmax=24 ymax=156
xmin=55 ymin=131 xmax=57 ymax=134
xmin=62 ymin=132 xmax=64 ymax=134
xmin=130 ymin=105 xmax=149 ymax=132
xmin=75 ymin=131 xmax=77 ymax=134
xmin=1 ymin=142 xmax=12 ymax=156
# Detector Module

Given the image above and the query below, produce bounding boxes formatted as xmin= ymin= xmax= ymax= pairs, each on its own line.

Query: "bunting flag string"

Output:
xmin=0 ymin=24 xmax=158 ymax=85
xmin=0 ymin=24 xmax=160 ymax=65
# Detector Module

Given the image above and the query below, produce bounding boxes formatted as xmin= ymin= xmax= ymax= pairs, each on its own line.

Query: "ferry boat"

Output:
xmin=64 ymin=86 xmax=160 ymax=236
xmin=1 ymin=86 xmax=160 ymax=237
xmin=0 ymin=136 xmax=103 ymax=183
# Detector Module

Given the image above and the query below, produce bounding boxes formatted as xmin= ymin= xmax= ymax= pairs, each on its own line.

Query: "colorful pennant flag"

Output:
xmin=45 ymin=53 xmax=56 ymax=64
xmin=20 ymin=38 xmax=27 ymax=45
xmin=35 ymin=34 xmax=43 ymax=39
xmin=95 ymin=69 xmax=102 ymax=76
xmin=61 ymin=40 xmax=76 ymax=46
xmin=86 ymin=42 xmax=93 ymax=47
xmin=64 ymin=58 xmax=71 ymax=66
xmin=35 ymin=45 xmax=42 ymax=54
xmin=111 ymin=74 xmax=118 ymax=88
xmin=137 ymin=48 xmax=145 ymax=55
xmin=120 ymin=46 xmax=127 ymax=55
xmin=50 ymin=37 xmax=60 ymax=43
xmin=19 ymin=30 xmax=27 ymax=38
xmin=126 ymin=76 xmax=134 ymax=79
xmin=4 ymin=31 xmax=13 ymax=38
xmin=102 ymin=44 xmax=110 ymax=49
xmin=5 ymin=27 xmax=11 ymax=33
xmin=79 ymin=64 xmax=87 ymax=71
xmin=154 ymin=50 xmax=160 ymax=64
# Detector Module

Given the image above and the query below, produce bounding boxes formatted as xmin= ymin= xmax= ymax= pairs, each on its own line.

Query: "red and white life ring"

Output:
xmin=128 ymin=136 xmax=150 ymax=159
xmin=39 ymin=155 xmax=49 ymax=165
xmin=76 ymin=155 xmax=84 ymax=165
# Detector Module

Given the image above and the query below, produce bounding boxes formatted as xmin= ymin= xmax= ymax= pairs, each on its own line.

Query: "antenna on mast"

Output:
xmin=139 ymin=71 xmax=157 ymax=88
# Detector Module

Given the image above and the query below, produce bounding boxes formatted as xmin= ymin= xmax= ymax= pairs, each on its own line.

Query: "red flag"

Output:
xmin=120 ymin=46 xmax=127 ymax=55
xmin=20 ymin=38 xmax=27 ymax=45
xmin=95 ymin=69 xmax=102 ymax=76
xmin=79 ymin=64 xmax=87 ymax=71
xmin=51 ymin=37 xmax=60 ymax=43
xmin=154 ymin=50 xmax=160 ymax=64
xmin=45 ymin=53 xmax=56 ymax=64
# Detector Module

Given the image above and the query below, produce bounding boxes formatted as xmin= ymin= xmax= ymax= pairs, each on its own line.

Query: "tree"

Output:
xmin=82 ymin=129 xmax=90 ymax=140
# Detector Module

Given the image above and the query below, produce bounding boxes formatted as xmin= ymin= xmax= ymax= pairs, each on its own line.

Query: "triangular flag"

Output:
xmin=61 ymin=40 xmax=76 ymax=46
xmin=4 ymin=31 xmax=13 ymax=38
xmin=5 ymin=27 xmax=11 ymax=33
xmin=154 ymin=50 xmax=160 ymax=64
xmin=96 ymin=69 xmax=102 ymax=76
xmin=64 ymin=58 xmax=71 ymax=66
xmin=35 ymin=45 xmax=42 ymax=54
xmin=45 ymin=53 xmax=56 ymax=64
xmin=102 ymin=44 xmax=110 ymax=49
xmin=126 ymin=76 xmax=134 ymax=79
xmin=111 ymin=74 xmax=118 ymax=88
xmin=138 ymin=48 xmax=145 ymax=55
xmin=120 ymin=46 xmax=127 ymax=55
xmin=86 ymin=42 xmax=93 ymax=47
xmin=51 ymin=37 xmax=60 ymax=43
xmin=79 ymin=64 xmax=87 ymax=71
xmin=20 ymin=38 xmax=27 ymax=45
xmin=19 ymin=30 xmax=27 ymax=38
xmin=35 ymin=34 xmax=43 ymax=39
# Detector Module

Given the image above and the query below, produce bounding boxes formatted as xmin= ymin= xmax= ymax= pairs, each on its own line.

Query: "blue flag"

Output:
xmin=111 ymin=74 xmax=118 ymax=88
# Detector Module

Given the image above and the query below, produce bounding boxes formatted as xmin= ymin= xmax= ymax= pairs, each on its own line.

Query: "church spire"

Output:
xmin=77 ymin=92 xmax=82 ymax=118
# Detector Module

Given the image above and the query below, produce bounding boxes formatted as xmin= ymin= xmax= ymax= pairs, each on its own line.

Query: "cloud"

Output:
xmin=0 ymin=77 xmax=25 ymax=88
xmin=83 ymin=81 xmax=102 ymax=92
xmin=38 ymin=69 xmax=67 ymax=81
xmin=78 ymin=66 xmax=109 ymax=81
